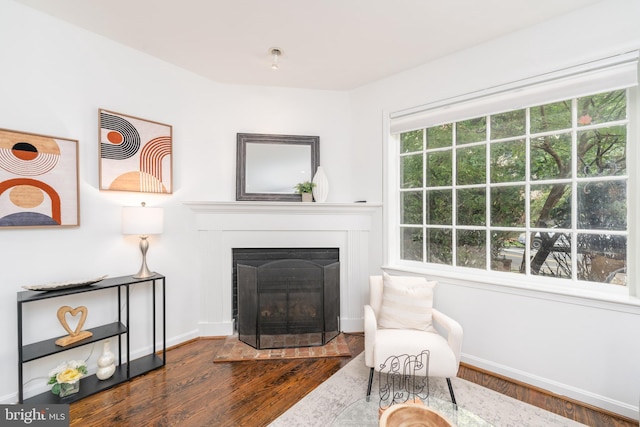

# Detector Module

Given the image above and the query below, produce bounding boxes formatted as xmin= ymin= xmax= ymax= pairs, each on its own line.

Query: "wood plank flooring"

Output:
xmin=457 ymin=364 xmax=637 ymax=427
xmin=69 ymin=334 xmax=637 ymax=427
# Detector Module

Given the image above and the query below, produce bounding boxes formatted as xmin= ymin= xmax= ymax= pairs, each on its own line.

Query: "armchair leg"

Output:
xmin=366 ymin=368 xmax=374 ymax=401
xmin=446 ymin=378 xmax=456 ymax=405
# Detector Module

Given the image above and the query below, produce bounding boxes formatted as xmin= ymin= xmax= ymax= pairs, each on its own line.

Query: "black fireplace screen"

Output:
xmin=237 ymin=258 xmax=339 ymax=349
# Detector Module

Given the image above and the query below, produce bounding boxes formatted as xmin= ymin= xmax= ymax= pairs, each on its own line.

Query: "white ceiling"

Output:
xmin=13 ymin=0 xmax=602 ymax=90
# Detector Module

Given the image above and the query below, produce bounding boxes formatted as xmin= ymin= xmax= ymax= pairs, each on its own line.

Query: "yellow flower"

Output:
xmin=56 ymin=368 xmax=82 ymax=384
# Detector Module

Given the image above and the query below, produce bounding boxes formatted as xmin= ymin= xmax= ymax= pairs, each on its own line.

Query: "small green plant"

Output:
xmin=294 ymin=181 xmax=316 ymax=193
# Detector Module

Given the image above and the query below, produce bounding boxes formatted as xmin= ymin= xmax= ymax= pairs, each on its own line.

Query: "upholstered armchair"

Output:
xmin=364 ymin=274 xmax=463 ymax=403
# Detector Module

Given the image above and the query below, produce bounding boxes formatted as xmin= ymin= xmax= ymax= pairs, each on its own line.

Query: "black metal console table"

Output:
xmin=17 ymin=274 xmax=166 ymax=404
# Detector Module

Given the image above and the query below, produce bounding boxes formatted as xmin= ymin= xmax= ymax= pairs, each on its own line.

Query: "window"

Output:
xmin=388 ymin=52 xmax=638 ymax=292
xmin=397 ymin=89 xmax=628 ymax=286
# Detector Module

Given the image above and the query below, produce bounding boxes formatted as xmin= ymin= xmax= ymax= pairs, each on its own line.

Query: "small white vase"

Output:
xmin=96 ymin=340 xmax=116 ymax=380
xmin=312 ymin=166 xmax=329 ymax=203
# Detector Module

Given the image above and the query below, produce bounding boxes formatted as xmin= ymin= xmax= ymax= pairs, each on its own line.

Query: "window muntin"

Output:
xmin=397 ymin=89 xmax=628 ymax=287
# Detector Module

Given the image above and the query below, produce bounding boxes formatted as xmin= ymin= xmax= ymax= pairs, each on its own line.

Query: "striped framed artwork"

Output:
xmin=0 ymin=128 xmax=79 ymax=228
xmin=99 ymin=109 xmax=172 ymax=193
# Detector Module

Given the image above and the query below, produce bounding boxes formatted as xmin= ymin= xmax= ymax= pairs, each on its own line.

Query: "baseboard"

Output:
xmin=461 ymin=353 xmax=639 ymax=420
xmin=338 ymin=317 xmax=362 ymax=333
xmin=198 ymin=320 xmax=234 ymax=336
xmin=165 ymin=329 xmax=200 ymax=349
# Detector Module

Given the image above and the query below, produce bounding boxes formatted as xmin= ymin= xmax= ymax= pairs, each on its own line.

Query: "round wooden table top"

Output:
xmin=379 ymin=403 xmax=453 ymax=427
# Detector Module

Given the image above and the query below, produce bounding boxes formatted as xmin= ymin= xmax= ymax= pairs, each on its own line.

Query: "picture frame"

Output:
xmin=99 ymin=109 xmax=173 ymax=193
xmin=0 ymin=128 xmax=79 ymax=228
xmin=236 ymin=133 xmax=319 ymax=201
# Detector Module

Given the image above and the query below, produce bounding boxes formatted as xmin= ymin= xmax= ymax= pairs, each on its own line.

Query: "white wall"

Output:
xmin=2 ymin=0 xmax=639 ymax=420
xmin=351 ymin=0 xmax=640 ymax=419
xmin=0 ymin=0 xmax=359 ymax=403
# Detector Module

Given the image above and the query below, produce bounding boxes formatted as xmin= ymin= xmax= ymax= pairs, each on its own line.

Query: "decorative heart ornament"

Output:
xmin=57 ymin=305 xmax=89 ymax=337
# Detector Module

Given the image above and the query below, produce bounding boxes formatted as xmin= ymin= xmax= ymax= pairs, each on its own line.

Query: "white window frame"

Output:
xmin=383 ymin=51 xmax=640 ymax=304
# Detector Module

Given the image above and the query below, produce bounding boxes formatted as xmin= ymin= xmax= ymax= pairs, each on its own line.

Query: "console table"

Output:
xmin=17 ymin=274 xmax=166 ymax=404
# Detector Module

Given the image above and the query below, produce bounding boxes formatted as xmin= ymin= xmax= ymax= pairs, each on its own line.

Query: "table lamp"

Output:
xmin=122 ymin=202 xmax=164 ymax=278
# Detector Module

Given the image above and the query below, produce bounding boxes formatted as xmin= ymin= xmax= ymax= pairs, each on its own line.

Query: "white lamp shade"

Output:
xmin=122 ymin=206 xmax=164 ymax=235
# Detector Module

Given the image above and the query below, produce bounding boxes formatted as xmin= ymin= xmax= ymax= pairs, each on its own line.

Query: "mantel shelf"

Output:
xmin=183 ymin=201 xmax=382 ymax=216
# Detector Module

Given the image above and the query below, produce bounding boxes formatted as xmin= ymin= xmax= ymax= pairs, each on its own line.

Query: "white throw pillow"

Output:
xmin=378 ymin=272 xmax=436 ymax=332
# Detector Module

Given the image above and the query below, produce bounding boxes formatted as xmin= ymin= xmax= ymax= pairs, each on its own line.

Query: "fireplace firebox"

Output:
xmin=236 ymin=253 xmax=339 ymax=349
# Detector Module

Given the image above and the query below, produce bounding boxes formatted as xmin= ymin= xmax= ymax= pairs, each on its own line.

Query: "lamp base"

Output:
xmin=133 ymin=236 xmax=156 ymax=279
xmin=133 ymin=269 xmax=156 ymax=279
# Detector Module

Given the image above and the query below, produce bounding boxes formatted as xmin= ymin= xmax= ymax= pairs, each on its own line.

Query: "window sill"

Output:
xmin=382 ymin=263 xmax=640 ymax=314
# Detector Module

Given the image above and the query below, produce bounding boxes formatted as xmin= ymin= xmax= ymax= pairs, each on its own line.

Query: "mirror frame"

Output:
xmin=236 ymin=133 xmax=320 ymax=201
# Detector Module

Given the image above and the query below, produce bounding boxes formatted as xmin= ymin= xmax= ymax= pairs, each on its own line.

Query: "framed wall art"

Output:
xmin=0 ymin=128 xmax=79 ymax=228
xmin=99 ymin=109 xmax=173 ymax=193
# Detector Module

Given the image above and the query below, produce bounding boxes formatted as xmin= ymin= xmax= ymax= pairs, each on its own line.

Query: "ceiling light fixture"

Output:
xmin=269 ymin=47 xmax=282 ymax=70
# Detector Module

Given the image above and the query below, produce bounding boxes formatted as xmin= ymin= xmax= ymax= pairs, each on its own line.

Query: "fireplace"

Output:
xmin=184 ymin=201 xmax=381 ymax=337
xmin=235 ymin=248 xmax=339 ymax=349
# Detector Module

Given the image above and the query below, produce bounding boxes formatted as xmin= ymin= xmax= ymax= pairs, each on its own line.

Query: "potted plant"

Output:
xmin=294 ymin=181 xmax=316 ymax=202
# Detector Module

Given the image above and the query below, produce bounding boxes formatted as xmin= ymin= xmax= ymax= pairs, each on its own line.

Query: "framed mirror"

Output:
xmin=236 ymin=133 xmax=320 ymax=201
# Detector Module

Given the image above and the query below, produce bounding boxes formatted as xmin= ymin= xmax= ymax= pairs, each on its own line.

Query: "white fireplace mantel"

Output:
xmin=184 ymin=201 xmax=382 ymax=336
xmin=184 ymin=201 xmax=381 ymax=215
xmin=184 ymin=201 xmax=381 ymax=231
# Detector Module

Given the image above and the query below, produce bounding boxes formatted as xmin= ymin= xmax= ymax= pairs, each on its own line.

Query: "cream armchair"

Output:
xmin=364 ymin=274 xmax=463 ymax=403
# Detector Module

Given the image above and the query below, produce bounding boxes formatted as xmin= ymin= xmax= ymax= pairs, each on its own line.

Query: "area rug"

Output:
xmin=268 ymin=353 xmax=586 ymax=427
xmin=213 ymin=333 xmax=351 ymax=362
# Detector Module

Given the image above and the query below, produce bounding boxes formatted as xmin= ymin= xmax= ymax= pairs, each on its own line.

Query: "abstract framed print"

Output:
xmin=0 ymin=128 xmax=79 ymax=228
xmin=99 ymin=109 xmax=172 ymax=193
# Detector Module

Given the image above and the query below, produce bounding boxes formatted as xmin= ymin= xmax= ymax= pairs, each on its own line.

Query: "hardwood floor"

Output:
xmin=70 ymin=334 xmax=364 ymax=427
xmin=457 ymin=364 xmax=637 ymax=427
xmin=70 ymin=334 xmax=637 ymax=427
